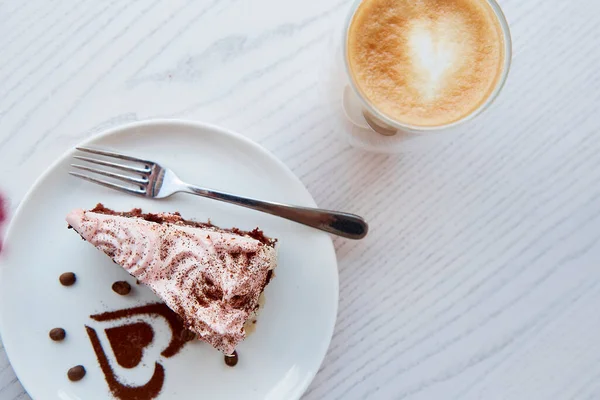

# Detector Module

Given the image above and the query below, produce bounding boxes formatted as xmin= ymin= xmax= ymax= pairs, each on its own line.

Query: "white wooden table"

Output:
xmin=1 ymin=0 xmax=600 ymax=398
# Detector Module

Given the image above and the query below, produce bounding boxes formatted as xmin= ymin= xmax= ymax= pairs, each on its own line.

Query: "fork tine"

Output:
xmin=69 ymin=172 xmax=146 ymax=195
xmin=73 ymin=155 xmax=150 ymax=174
xmin=71 ymin=164 xmax=148 ymax=185
xmin=76 ymin=147 xmax=153 ymax=165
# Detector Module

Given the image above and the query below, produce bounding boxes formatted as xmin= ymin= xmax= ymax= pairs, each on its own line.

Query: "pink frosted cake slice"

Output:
xmin=66 ymin=204 xmax=277 ymax=354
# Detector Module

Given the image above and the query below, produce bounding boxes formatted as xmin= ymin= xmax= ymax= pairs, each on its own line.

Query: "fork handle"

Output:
xmin=182 ymin=185 xmax=368 ymax=240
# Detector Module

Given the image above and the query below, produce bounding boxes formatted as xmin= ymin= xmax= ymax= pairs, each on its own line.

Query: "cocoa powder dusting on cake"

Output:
xmin=159 ymin=238 xmax=171 ymax=261
xmin=194 ymin=293 xmax=209 ymax=308
xmin=203 ymin=284 xmax=223 ymax=301
xmin=230 ymin=294 xmax=251 ymax=310
xmin=89 ymin=203 xmax=276 ymax=246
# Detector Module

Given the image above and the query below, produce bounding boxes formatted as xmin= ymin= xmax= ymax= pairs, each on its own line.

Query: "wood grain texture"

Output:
xmin=1 ymin=0 xmax=600 ymax=398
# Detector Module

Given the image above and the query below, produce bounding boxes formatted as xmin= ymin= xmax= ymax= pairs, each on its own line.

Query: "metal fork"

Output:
xmin=70 ymin=147 xmax=368 ymax=240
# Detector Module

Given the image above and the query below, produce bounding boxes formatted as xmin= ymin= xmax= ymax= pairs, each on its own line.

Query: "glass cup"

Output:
xmin=337 ymin=0 xmax=512 ymax=153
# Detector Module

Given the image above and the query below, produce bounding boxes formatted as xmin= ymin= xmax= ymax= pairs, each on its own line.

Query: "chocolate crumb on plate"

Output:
xmin=59 ymin=272 xmax=76 ymax=286
xmin=112 ymin=281 xmax=131 ymax=295
xmin=224 ymin=350 xmax=238 ymax=367
xmin=67 ymin=365 xmax=86 ymax=381
xmin=180 ymin=329 xmax=196 ymax=342
xmin=49 ymin=328 xmax=66 ymax=341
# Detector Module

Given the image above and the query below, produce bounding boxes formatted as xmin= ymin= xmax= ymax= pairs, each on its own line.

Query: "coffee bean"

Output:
xmin=59 ymin=272 xmax=76 ymax=286
xmin=49 ymin=328 xmax=66 ymax=341
xmin=224 ymin=350 xmax=238 ymax=367
xmin=67 ymin=365 xmax=86 ymax=381
xmin=112 ymin=281 xmax=131 ymax=295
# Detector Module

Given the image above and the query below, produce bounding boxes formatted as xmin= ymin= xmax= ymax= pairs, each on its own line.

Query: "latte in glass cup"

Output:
xmin=345 ymin=0 xmax=511 ymax=131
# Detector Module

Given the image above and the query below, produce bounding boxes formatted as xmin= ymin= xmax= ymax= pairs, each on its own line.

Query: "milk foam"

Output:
xmin=408 ymin=16 xmax=469 ymax=100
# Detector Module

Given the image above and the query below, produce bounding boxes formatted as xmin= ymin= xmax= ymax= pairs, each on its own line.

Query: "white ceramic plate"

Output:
xmin=0 ymin=120 xmax=338 ymax=400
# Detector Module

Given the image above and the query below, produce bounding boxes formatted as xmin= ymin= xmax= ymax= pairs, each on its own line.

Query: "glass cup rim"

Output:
xmin=342 ymin=0 xmax=513 ymax=133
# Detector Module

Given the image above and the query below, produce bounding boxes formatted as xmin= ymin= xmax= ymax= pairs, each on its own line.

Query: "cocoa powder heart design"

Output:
xmin=105 ymin=322 xmax=154 ymax=369
xmin=85 ymin=302 xmax=196 ymax=400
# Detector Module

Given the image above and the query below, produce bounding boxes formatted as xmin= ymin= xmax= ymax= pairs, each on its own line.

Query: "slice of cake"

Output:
xmin=66 ymin=204 xmax=277 ymax=355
